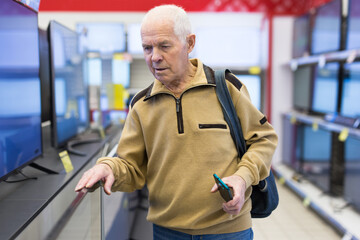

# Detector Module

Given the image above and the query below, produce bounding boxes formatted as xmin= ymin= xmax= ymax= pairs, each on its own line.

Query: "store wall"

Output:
xmin=271 ymin=16 xmax=294 ymax=165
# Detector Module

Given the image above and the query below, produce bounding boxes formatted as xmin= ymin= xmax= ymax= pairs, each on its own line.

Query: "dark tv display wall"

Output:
xmin=311 ymin=0 xmax=342 ymax=54
xmin=346 ymin=0 xmax=360 ymax=50
xmin=48 ymin=21 xmax=89 ymax=148
xmin=0 ymin=0 xmax=42 ymax=180
xmin=292 ymin=13 xmax=310 ymax=58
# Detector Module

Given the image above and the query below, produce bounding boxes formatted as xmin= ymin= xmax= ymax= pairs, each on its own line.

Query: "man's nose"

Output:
xmin=151 ymin=48 xmax=163 ymax=62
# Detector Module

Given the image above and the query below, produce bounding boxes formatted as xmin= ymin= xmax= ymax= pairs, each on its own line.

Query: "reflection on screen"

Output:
xmin=50 ymin=21 xmax=89 ymax=147
xmin=347 ymin=0 xmax=360 ymax=50
xmin=0 ymin=0 xmax=42 ymax=180
xmin=112 ymin=59 xmax=130 ymax=88
xmin=341 ymin=63 xmax=360 ymax=118
xmin=235 ymin=75 xmax=261 ymax=110
xmin=77 ymin=23 xmax=126 ymax=54
xmin=312 ymin=63 xmax=339 ymax=114
xmin=311 ymin=0 xmax=341 ymax=54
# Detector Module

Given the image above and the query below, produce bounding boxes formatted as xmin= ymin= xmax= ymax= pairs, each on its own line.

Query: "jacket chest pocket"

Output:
xmin=198 ymin=124 xmax=227 ymax=129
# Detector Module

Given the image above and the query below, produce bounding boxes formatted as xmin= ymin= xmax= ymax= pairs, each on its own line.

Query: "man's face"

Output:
xmin=141 ymin=20 xmax=190 ymax=85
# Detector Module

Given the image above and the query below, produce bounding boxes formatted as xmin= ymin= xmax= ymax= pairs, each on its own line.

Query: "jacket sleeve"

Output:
xmin=97 ymin=107 xmax=147 ymax=192
xmin=227 ymin=74 xmax=278 ymax=189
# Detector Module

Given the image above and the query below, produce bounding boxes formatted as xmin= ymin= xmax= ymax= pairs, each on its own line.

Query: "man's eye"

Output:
xmin=143 ymin=46 xmax=152 ymax=51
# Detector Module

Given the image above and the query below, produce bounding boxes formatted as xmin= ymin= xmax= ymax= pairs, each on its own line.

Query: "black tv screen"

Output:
xmin=311 ymin=0 xmax=342 ymax=54
xmin=48 ymin=21 xmax=89 ymax=148
xmin=293 ymin=65 xmax=313 ymax=112
xmin=0 ymin=0 xmax=42 ymax=180
xmin=300 ymin=125 xmax=332 ymax=193
xmin=312 ymin=62 xmax=340 ymax=114
xmin=292 ymin=13 xmax=310 ymax=58
xmin=346 ymin=0 xmax=360 ymax=50
xmin=341 ymin=62 xmax=360 ymax=118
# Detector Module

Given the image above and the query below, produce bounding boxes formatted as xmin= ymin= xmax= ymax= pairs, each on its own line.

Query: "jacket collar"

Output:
xmin=144 ymin=58 xmax=215 ymax=100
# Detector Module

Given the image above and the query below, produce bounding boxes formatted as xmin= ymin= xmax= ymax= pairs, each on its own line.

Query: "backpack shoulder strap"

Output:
xmin=214 ymin=69 xmax=247 ymax=158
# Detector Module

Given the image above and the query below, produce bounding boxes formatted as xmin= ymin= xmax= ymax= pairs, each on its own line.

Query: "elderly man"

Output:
xmin=76 ymin=4 xmax=277 ymax=239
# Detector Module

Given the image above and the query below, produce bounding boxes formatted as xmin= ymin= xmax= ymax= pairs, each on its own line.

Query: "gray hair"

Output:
xmin=141 ymin=4 xmax=192 ymax=43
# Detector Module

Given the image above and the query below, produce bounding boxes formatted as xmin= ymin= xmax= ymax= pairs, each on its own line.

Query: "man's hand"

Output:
xmin=75 ymin=164 xmax=115 ymax=195
xmin=211 ymin=175 xmax=246 ymax=215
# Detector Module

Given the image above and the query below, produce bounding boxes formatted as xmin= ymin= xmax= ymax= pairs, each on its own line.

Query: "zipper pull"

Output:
xmin=176 ymin=98 xmax=180 ymax=112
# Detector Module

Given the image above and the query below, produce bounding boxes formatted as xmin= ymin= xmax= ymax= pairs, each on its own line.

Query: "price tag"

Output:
xmin=338 ymin=128 xmax=349 ymax=142
xmin=99 ymin=126 xmax=106 ymax=139
xmin=248 ymin=66 xmax=261 ymax=75
xmin=312 ymin=121 xmax=318 ymax=131
xmin=303 ymin=197 xmax=311 ymax=207
xmin=278 ymin=177 xmax=286 ymax=185
xmin=290 ymin=115 xmax=296 ymax=124
xmin=59 ymin=150 xmax=74 ymax=173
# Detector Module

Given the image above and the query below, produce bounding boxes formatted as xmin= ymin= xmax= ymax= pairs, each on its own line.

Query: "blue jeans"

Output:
xmin=153 ymin=224 xmax=253 ymax=240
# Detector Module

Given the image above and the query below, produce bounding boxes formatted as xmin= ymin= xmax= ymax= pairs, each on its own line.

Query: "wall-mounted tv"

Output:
xmin=48 ymin=21 xmax=89 ymax=149
xmin=346 ymin=0 xmax=360 ymax=50
xmin=299 ymin=125 xmax=332 ymax=193
xmin=77 ymin=22 xmax=126 ymax=54
xmin=293 ymin=65 xmax=313 ymax=112
xmin=292 ymin=13 xmax=311 ymax=58
xmin=340 ymin=62 xmax=360 ymax=118
xmin=311 ymin=0 xmax=342 ymax=54
xmin=312 ymin=62 xmax=340 ymax=115
xmin=0 ymin=0 xmax=42 ymax=181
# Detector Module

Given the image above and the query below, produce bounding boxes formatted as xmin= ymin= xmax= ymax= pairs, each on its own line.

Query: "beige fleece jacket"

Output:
xmin=97 ymin=59 xmax=278 ymax=235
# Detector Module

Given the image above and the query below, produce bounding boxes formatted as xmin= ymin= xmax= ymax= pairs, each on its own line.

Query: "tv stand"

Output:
xmin=29 ymin=162 xmax=58 ymax=174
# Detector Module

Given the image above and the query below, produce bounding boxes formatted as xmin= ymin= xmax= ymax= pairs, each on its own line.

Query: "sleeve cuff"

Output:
xmin=234 ymin=167 xmax=255 ymax=189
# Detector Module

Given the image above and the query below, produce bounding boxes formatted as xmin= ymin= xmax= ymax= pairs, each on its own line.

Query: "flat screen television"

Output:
xmin=112 ymin=58 xmax=130 ymax=89
xmin=311 ymin=62 xmax=340 ymax=115
xmin=344 ymin=135 xmax=360 ymax=212
xmin=293 ymin=65 xmax=313 ymax=112
xmin=346 ymin=0 xmax=360 ymax=50
xmin=341 ymin=62 xmax=360 ymax=118
xmin=0 ymin=0 xmax=42 ymax=181
xmin=299 ymin=125 xmax=332 ymax=193
xmin=292 ymin=13 xmax=311 ymax=58
xmin=127 ymin=23 xmax=143 ymax=55
xmin=234 ymin=74 xmax=261 ymax=111
xmin=77 ymin=22 xmax=126 ymax=54
xmin=48 ymin=21 xmax=90 ymax=150
xmin=311 ymin=0 xmax=342 ymax=54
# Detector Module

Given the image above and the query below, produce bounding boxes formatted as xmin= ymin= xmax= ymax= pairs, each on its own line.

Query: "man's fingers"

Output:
xmin=103 ymin=174 xmax=115 ymax=195
xmin=210 ymin=183 xmax=218 ymax=193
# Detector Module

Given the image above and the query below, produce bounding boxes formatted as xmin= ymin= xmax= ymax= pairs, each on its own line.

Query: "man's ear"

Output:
xmin=186 ymin=34 xmax=196 ymax=53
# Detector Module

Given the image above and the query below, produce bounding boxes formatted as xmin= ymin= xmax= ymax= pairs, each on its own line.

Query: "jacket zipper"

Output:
xmin=175 ymin=98 xmax=184 ymax=134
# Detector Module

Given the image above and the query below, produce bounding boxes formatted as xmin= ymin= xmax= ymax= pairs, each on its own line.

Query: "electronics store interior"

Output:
xmin=1 ymin=0 xmax=360 ymax=239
